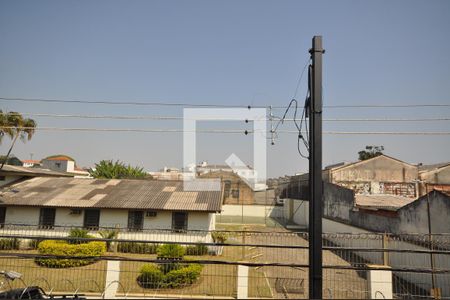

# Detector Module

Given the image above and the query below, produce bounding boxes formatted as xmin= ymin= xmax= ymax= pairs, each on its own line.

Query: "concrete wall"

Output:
xmin=42 ymin=159 xmax=75 ymax=173
xmin=199 ymin=171 xmax=255 ymax=205
xmin=330 ymin=156 xmax=418 ymax=183
xmin=283 ymin=199 xmax=308 ymax=227
xmin=397 ymin=191 xmax=450 ymax=234
xmin=348 ymin=191 xmax=450 ymax=234
xmin=420 ymin=165 xmax=450 ymax=184
xmin=322 ymin=218 xmax=450 ymax=297
xmin=328 ymin=156 xmax=419 ymax=198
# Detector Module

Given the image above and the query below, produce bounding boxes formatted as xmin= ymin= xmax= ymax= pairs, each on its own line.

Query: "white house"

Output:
xmin=0 ymin=177 xmax=223 ymax=243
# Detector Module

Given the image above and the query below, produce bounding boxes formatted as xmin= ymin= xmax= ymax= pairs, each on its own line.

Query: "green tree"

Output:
xmin=89 ymin=160 xmax=150 ymax=179
xmin=0 ymin=110 xmax=36 ymax=170
xmin=358 ymin=145 xmax=384 ymax=161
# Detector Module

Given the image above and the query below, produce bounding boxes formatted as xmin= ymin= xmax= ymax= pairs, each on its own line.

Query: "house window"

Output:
xmin=0 ymin=176 xmax=5 ymax=181
xmin=232 ymin=189 xmax=240 ymax=198
xmin=84 ymin=209 xmax=100 ymax=230
xmin=0 ymin=207 xmax=6 ymax=228
xmin=172 ymin=212 xmax=188 ymax=232
xmin=55 ymin=162 xmax=61 ymax=168
xmin=128 ymin=210 xmax=144 ymax=231
xmin=224 ymin=180 xmax=231 ymax=198
xmin=39 ymin=208 xmax=56 ymax=229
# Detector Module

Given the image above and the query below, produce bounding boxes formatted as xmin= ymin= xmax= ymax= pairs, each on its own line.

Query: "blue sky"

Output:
xmin=1 ymin=0 xmax=449 ymax=177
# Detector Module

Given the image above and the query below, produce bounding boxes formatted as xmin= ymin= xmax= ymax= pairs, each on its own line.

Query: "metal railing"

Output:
xmin=0 ymin=224 xmax=449 ymax=299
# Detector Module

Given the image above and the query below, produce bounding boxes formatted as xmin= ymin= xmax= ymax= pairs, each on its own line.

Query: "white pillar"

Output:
xmin=104 ymin=260 xmax=121 ymax=299
xmin=237 ymin=265 xmax=249 ymax=299
xmin=367 ymin=265 xmax=393 ymax=299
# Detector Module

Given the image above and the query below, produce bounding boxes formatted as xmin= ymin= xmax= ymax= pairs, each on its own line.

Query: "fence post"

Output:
xmin=367 ymin=264 xmax=392 ymax=299
xmin=104 ymin=260 xmax=121 ymax=298
xmin=382 ymin=233 xmax=389 ymax=266
xmin=237 ymin=265 xmax=249 ymax=299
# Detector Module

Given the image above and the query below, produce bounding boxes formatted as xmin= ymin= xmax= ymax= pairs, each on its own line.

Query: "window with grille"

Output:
xmin=128 ymin=210 xmax=144 ymax=231
xmin=83 ymin=209 xmax=100 ymax=230
xmin=172 ymin=212 xmax=188 ymax=232
xmin=39 ymin=208 xmax=56 ymax=229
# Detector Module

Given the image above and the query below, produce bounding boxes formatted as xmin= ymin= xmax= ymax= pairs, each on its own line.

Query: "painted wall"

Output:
xmin=4 ymin=206 xmax=40 ymax=225
xmin=42 ymin=159 xmax=75 ymax=173
xmin=2 ymin=206 xmax=215 ymax=231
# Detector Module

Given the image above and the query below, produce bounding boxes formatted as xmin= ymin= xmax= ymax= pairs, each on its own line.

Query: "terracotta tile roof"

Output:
xmin=0 ymin=177 xmax=223 ymax=212
xmin=44 ymin=155 xmax=74 ymax=161
xmin=22 ymin=160 xmax=41 ymax=164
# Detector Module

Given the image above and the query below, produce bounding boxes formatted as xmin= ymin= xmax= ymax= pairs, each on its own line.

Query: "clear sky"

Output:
xmin=1 ymin=0 xmax=449 ymax=177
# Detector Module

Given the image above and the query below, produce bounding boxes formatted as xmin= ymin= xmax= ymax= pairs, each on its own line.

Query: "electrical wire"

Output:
xmin=1 ymin=126 xmax=449 ymax=135
xmin=2 ymin=97 xmax=450 ymax=109
xmin=3 ymin=112 xmax=450 ymax=122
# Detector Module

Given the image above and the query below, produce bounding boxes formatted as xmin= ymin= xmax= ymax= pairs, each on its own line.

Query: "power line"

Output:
xmin=0 ymin=97 xmax=256 ymax=108
xmin=1 ymin=126 xmax=449 ymax=135
xmin=2 ymin=97 xmax=450 ymax=109
xmin=4 ymin=112 xmax=450 ymax=122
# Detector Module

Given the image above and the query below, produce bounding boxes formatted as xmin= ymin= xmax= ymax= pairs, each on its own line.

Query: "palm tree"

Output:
xmin=0 ymin=110 xmax=37 ymax=170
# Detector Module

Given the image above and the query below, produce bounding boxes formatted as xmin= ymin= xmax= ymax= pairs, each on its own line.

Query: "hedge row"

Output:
xmin=35 ymin=240 xmax=106 ymax=268
xmin=138 ymin=263 xmax=203 ymax=289
xmin=117 ymin=242 xmax=159 ymax=254
xmin=0 ymin=238 xmax=20 ymax=250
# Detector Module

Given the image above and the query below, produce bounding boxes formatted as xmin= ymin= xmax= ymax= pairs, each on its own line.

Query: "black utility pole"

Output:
xmin=308 ymin=35 xmax=324 ymax=299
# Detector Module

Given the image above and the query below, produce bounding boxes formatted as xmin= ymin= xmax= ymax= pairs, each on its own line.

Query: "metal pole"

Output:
xmin=426 ymin=185 xmax=439 ymax=298
xmin=308 ymin=35 xmax=324 ymax=299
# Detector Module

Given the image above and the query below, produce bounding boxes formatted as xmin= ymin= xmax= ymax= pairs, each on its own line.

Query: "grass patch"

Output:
xmin=0 ymin=256 xmax=106 ymax=294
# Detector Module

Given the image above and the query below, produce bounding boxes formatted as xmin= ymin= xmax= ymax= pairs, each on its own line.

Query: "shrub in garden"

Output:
xmin=137 ymin=264 xmax=165 ymax=288
xmin=164 ymin=264 xmax=203 ymax=288
xmin=35 ymin=240 xmax=106 ymax=268
xmin=157 ymin=244 xmax=185 ymax=258
xmin=0 ymin=238 xmax=20 ymax=250
xmin=137 ymin=263 xmax=203 ymax=289
xmin=137 ymin=243 xmax=203 ymax=289
xmin=117 ymin=242 xmax=158 ymax=254
xmin=68 ymin=228 xmax=94 ymax=244
xmin=185 ymin=243 xmax=208 ymax=256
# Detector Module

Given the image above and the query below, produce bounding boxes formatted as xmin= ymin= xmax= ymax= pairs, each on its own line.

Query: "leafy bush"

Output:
xmin=99 ymin=230 xmax=118 ymax=251
xmin=211 ymin=232 xmax=227 ymax=244
xmin=0 ymin=238 xmax=20 ymax=250
xmin=185 ymin=243 xmax=208 ymax=256
xmin=117 ymin=242 xmax=158 ymax=254
xmin=137 ymin=264 xmax=165 ymax=288
xmin=137 ymin=263 xmax=202 ymax=289
xmin=35 ymin=240 xmax=106 ymax=268
xmin=157 ymin=244 xmax=185 ymax=258
xmin=68 ymin=228 xmax=94 ymax=244
xmin=164 ymin=264 xmax=203 ymax=288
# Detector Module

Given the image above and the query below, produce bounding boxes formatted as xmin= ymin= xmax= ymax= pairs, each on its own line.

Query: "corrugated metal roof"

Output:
xmin=0 ymin=177 xmax=222 ymax=212
xmin=355 ymin=194 xmax=415 ymax=211
xmin=0 ymin=165 xmax=74 ymax=177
